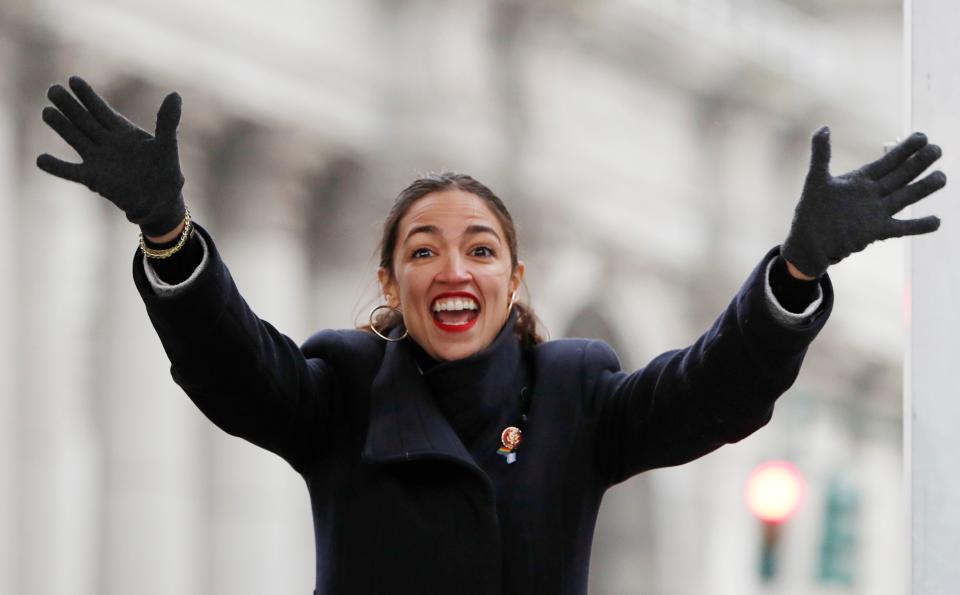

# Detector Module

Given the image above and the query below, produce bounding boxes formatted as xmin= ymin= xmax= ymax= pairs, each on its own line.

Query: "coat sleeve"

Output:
xmin=584 ymin=246 xmax=832 ymax=487
xmin=132 ymin=223 xmax=342 ymax=473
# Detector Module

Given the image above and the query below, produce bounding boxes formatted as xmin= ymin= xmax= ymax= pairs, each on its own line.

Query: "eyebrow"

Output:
xmin=403 ymin=224 xmax=502 ymax=245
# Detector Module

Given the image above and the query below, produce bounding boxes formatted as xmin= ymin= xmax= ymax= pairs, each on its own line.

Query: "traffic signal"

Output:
xmin=745 ymin=461 xmax=806 ymax=581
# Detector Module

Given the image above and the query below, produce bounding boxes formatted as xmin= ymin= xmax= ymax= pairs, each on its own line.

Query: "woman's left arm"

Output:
xmin=585 ymin=247 xmax=832 ymax=486
xmin=587 ymin=127 xmax=947 ymax=486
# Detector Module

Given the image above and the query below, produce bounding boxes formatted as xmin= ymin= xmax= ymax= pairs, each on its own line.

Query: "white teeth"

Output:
xmin=432 ymin=297 xmax=479 ymax=312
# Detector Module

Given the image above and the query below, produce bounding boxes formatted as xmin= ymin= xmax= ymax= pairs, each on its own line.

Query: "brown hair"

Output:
xmin=361 ymin=172 xmax=544 ymax=350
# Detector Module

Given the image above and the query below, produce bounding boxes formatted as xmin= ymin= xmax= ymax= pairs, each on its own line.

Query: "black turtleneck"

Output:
xmin=404 ymin=311 xmax=529 ymax=461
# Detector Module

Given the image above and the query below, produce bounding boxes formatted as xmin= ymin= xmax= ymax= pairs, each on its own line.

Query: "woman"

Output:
xmin=37 ymin=76 xmax=945 ymax=594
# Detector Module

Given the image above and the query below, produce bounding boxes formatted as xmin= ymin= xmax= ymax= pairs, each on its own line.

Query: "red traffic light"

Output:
xmin=745 ymin=460 xmax=805 ymax=524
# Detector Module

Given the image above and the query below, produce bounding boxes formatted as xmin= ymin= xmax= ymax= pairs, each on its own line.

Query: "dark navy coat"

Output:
xmin=133 ymin=226 xmax=832 ymax=594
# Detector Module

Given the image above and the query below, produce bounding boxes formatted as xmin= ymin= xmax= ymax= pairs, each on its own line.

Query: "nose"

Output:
xmin=436 ymin=252 xmax=471 ymax=284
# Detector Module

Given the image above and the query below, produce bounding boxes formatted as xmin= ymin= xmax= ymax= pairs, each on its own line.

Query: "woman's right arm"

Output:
xmin=36 ymin=76 xmax=340 ymax=471
xmin=133 ymin=223 xmax=341 ymax=472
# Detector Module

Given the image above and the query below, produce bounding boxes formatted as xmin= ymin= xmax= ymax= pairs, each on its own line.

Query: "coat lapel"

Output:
xmin=362 ymin=329 xmax=477 ymax=469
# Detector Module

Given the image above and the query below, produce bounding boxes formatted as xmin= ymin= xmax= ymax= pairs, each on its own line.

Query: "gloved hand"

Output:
xmin=36 ymin=75 xmax=186 ymax=237
xmin=782 ymin=126 xmax=946 ymax=278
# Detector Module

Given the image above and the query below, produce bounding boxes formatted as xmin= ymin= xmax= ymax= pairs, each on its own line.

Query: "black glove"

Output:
xmin=36 ymin=76 xmax=186 ymax=237
xmin=782 ymin=126 xmax=946 ymax=278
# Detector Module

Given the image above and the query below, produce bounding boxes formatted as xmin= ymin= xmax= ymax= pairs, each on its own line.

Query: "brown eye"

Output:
xmin=412 ymin=247 xmax=434 ymax=259
xmin=472 ymin=246 xmax=494 ymax=257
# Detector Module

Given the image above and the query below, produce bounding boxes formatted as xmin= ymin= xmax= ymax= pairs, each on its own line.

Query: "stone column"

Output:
xmin=0 ymin=23 xmax=22 ymax=595
xmin=15 ymin=43 xmax=101 ymax=595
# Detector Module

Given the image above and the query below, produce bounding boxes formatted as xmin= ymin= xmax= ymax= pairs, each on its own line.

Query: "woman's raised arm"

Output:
xmin=587 ymin=127 xmax=946 ymax=486
xmin=36 ymin=76 xmax=347 ymax=472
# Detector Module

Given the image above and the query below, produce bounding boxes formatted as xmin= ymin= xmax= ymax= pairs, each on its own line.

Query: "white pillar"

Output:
xmin=905 ymin=0 xmax=960 ymax=592
xmin=18 ymin=93 xmax=102 ymax=595
xmin=0 ymin=35 xmax=20 ymax=595
xmin=96 ymin=176 xmax=206 ymax=594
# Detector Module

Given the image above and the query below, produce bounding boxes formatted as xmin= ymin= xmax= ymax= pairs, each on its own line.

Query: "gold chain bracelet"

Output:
xmin=139 ymin=207 xmax=193 ymax=259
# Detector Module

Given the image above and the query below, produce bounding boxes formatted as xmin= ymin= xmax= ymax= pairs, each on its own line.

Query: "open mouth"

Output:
xmin=431 ymin=292 xmax=480 ymax=333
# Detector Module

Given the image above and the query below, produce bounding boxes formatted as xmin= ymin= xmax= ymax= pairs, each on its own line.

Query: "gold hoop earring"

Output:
xmin=369 ymin=304 xmax=409 ymax=342
xmin=507 ymin=291 xmax=518 ymax=313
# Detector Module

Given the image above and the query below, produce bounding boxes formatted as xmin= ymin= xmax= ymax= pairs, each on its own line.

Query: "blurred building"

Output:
xmin=0 ymin=0 xmax=912 ymax=594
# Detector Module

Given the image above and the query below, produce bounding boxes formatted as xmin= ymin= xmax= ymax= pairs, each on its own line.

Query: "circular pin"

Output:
xmin=501 ymin=426 xmax=522 ymax=450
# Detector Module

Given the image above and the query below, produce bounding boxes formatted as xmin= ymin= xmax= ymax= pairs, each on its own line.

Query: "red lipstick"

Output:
xmin=431 ymin=291 xmax=480 ymax=333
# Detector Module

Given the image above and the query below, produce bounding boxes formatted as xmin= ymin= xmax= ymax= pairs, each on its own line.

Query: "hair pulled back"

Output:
xmin=362 ymin=172 xmax=544 ymax=350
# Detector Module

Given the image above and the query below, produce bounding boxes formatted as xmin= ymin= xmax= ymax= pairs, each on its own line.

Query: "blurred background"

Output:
xmin=0 ymin=0 xmax=927 ymax=593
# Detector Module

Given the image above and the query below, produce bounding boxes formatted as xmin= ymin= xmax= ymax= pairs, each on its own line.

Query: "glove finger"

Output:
xmin=42 ymin=106 xmax=93 ymax=156
xmin=884 ymin=170 xmax=947 ymax=215
xmin=46 ymin=84 xmax=105 ymax=143
xmin=36 ymin=153 xmax=86 ymax=184
xmin=154 ymin=92 xmax=182 ymax=143
xmin=68 ymin=76 xmax=127 ymax=131
xmin=807 ymin=126 xmax=832 ymax=178
xmin=880 ymin=215 xmax=941 ymax=240
xmin=877 ymin=144 xmax=942 ymax=194
xmin=862 ymin=132 xmax=928 ymax=180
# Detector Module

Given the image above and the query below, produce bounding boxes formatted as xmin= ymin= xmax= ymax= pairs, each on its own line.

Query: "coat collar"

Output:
xmin=362 ymin=312 xmax=522 ymax=469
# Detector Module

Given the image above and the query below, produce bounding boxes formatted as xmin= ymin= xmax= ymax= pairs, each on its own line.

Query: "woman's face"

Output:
xmin=379 ymin=188 xmax=525 ymax=361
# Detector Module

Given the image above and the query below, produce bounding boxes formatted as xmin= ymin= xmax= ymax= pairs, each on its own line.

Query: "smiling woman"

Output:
xmin=35 ymin=76 xmax=946 ymax=595
xmin=368 ymin=176 xmax=533 ymax=361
